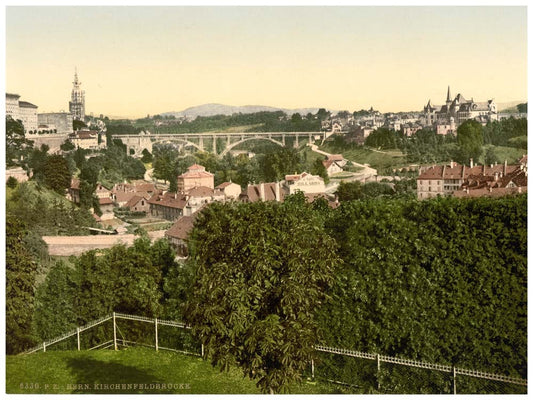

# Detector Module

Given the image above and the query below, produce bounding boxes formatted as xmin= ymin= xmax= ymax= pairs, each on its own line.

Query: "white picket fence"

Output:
xmin=22 ymin=312 xmax=527 ymax=393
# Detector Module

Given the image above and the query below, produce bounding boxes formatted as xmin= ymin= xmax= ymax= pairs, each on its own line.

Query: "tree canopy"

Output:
xmin=6 ymin=215 xmax=39 ymax=354
xmin=6 ymin=116 xmax=33 ymax=167
xmin=184 ymin=195 xmax=340 ymax=393
xmin=456 ymin=119 xmax=483 ymax=164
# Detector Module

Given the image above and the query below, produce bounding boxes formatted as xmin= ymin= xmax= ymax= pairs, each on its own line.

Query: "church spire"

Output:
xmin=446 ymin=85 xmax=451 ymax=103
xmin=73 ymin=67 xmax=80 ymax=87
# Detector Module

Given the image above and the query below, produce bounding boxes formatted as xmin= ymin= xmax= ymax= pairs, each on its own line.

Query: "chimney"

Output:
xmin=450 ymin=160 xmax=454 ymax=168
xmin=259 ymin=183 xmax=265 ymax=201
xmin=504 ymin=160 xmax=507 ymax=176
xmin=275 ymin=182 xmax=280 ymax=202
xmin=470 ymin=158 xmax=473 ymax=168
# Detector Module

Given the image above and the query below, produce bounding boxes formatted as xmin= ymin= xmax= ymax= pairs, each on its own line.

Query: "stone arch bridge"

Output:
xmin=112 ymin=131 xmax=328 ymax=157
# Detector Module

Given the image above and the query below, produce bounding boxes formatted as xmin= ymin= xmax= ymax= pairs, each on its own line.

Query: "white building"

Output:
xmin=5 ymin=93 xmax=38 ymax=133
xmin=38 ymin=112 xmax=74 ymax=135
xmin=282 ymin=172 xmax=326 ymax=195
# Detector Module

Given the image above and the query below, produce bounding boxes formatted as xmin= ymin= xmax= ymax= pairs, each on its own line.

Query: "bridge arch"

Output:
xmin=218 ymin=137 xmax=285 ymax=158
xmin=151 ymin=138 xmax=203 ymax=153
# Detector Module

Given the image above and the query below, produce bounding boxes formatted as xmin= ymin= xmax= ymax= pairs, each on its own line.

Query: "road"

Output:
xmin=309 ymin=144 xmax=378 ymax=193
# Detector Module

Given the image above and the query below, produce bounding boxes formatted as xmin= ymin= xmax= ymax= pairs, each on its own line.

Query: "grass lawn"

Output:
xmin=319 ymin=143 xmax=406 ymax=173
xmin=484 ymin=145 xmax=527 ymax=164
xmin=6 ymin=347 xmax=352 ymax=395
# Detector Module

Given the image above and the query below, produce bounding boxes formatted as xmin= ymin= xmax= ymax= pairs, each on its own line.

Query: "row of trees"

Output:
xmin=8 ymin=193 xmax=527 ymax=393
xmin=108 ymin=109 xmax=334 ymax=136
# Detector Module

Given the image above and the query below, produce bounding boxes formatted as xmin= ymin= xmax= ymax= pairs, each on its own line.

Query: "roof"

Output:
xmin=285 ymin=172 xmax=309 ymax=182
xmin=99 ymin=197 xmax=114 ymax=205
xmin=74 ymin=130 xmax=98 ymax=139
xmin=240 ymin=182 xmax=283 ymax=202
xmin=18 ymin=101 xmax=38 ymax=108
xmin=327 ymin=154 xmax=344 ymax=161
xmin=215 ymin=182 xmax=233 ymax=189
xmin=165 ymin=214 xmax=197 ymax=240
xmin=418 ymin=162 xmax=523 ymax=181
xmin=124 ymin=195 xmax=147 ymax=209
xmin=148 ymin=191 xmax=188 ymax=210
xmin=70 ymin=178 xmax=80 ymax=190
xmin=187 ymin=186 xmax=214 ymax=197
xmin=113 ymin=191 xmax=138 ymax=204
xmin=178 ymin=164 xmax=214 ymax=179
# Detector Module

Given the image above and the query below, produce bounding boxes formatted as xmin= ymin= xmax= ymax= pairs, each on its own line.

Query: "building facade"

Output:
xmin=6 ymin=93 xmax=38 ymax=133
xmin=38 ymin=112 xmax=74 ymax=135
xmin=177 ymin=164 xmax=214 ymax=192
xmin=282 ymin=172 xmax=326 ymax=195
xmin=423 ymin=86 xmax=497 ymax=133
xmin=417 ymin=160 xmax=525 ymax=200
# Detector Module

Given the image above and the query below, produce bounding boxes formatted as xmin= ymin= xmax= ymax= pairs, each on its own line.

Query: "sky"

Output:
xmin=5 ymin=5 xmax=528 ymax=119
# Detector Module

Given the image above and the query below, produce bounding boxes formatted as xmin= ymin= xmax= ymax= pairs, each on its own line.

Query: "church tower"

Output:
xmin=69 ymin=68 xmax=85 ymax=122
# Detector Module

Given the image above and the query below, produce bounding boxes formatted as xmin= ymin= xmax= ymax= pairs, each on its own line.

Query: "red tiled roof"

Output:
xmin=240 ymin=182 xmax=283 ymax=202
xmin=327 ymin=154 xmax=344 ymax=161
xmin=216 ymin=182 xmax=233 ymax=189
xmin=165 ymin=214 xmax=197 ymax=240
xmin=285 ymin=172 xmax=308 ymax=182
xmin=113 ymin=191 xmax=138 ymax=204
xmin=74 ymin=130 xmax=98 ymax=139
xmin=99 ymin=197 xmax=114 ymax=205
xmin=124 ymin=195 xmax=148 ymax=209
xmin=418 ymin=163 xmax=521 ymax=181
xmin=148 ymin=191 xmax=188 ymax=210
xmin=178 ymin=171 xmax=214 ymax=179
xmin=187 ymin=186 xmax=214 ymax=197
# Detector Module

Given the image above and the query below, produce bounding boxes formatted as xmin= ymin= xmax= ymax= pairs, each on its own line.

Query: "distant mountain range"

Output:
xmin=498 ymin=101 xmax=526 ymax=112
xmin=160 ymin=104 xmax=328 ymax=119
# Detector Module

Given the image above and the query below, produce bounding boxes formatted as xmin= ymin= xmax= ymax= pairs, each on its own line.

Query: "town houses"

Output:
xmin=417 ymin=157 xmax=527 ymax=200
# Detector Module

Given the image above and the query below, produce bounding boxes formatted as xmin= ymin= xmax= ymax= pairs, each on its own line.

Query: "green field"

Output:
xmin=319 ymin=144 xmax=406 ymax=173
xmin=6 ymin=347 xmax=350 ymax=394
xmin=483 ymin=145 xmax=526 ymax=164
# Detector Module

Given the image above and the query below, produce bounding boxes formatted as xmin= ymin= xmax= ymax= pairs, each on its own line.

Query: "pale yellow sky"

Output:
xmin=5 ymin=6 xmax=528 ymax=119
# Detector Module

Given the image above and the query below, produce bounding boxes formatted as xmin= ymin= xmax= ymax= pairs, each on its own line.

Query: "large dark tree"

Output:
xmin=456 ymin=119 xmax=483 ymax=164
xmin=6 ymin=117 xmax=33 ymax=167
xmin=43 ymin=154 xmax=72 ymax=194
xmin=260 ymin=147 xmax=301 ymax=182
xmin=33 ymin=261 xmax=79 ymax=342
xmin=184 ymin=195 xmax=340 ymax=393
xmin=6 ymin=216 xmax=39 ymax=354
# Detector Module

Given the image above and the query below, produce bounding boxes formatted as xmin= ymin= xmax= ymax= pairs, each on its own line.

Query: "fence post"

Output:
xmin=43 ymin=342 xmax=46 ymax=353
xmin=77 ymin=327 xmax=80 ymax=351
xmin=376 ymin=354 xmax=381 ymax=391
xmin=452 ymin=366 xmax=456 ymax=395
xmin=113 ymin=312 xmax=117 ymax=351
xmin=311 ymin=358 xmax=315 ymax=379
xmin=155 ymin=318 xmax=159 ymax=352
xmin=201 ymin=344 xmax=205 ymax=357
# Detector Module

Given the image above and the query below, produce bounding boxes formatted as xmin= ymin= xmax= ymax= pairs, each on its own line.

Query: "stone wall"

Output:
xmin=43 ymin=230 xmax=166 ymax=256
